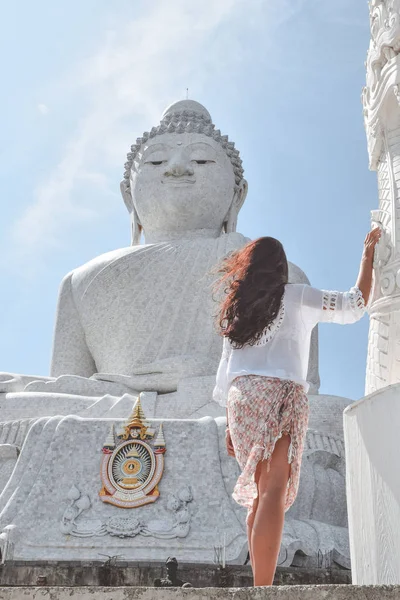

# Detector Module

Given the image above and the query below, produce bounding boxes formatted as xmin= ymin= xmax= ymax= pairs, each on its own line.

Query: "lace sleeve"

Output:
xmin=302 ymin=285 xmax=366 ymax=326
xmin=212 ymin=337 xmax=232 ymax=407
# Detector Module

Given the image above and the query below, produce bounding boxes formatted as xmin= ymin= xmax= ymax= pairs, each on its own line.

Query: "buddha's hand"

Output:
xmin=94 ymin=356 xmax=217 ymax=394
xmin=132 ymin=356 xmax=217 ymax=378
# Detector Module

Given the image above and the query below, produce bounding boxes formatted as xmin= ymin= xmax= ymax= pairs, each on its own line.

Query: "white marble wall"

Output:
xmin=344 ymin=384 xmax=400 ymax=584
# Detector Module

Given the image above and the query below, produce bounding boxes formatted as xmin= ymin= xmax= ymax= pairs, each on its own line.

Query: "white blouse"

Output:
xmin=213 ymin=283 xmax=366 ymax=406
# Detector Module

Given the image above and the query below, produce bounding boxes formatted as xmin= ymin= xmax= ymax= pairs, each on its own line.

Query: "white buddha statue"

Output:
xmin=0 ymin=99 xmax=319 ymax=419
xmin=0 ymin=101 xmax=352 ymax=570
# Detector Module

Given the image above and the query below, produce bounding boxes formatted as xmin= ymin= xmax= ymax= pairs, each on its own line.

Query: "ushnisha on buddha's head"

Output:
xmin=120 ymin=100 xmax=248 ymax=244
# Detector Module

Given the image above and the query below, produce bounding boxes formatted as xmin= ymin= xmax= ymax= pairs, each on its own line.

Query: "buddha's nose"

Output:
xmin=165 ymin=156 xmax=194 ymax=178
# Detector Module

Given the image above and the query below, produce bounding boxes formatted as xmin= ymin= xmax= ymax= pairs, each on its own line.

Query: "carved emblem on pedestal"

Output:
xmin=99 ymin=399 xmax=166 ymax=508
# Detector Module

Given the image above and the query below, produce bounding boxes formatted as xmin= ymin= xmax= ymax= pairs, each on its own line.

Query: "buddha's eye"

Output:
xmin=192 ymin=160 xmax=215 ymax=165
xmin=149 ymin=161 xmax=164 ymax=166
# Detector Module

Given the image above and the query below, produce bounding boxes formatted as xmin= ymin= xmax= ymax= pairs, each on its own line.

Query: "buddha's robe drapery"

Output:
xmin=51 ymin=232 xmax=319 ymax=394
xmin=51 ymin=234 xmax=247 ymax=391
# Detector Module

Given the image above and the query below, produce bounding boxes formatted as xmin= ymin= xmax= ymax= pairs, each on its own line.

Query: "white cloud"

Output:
xmin=7 ymin=0 xmax=368 ymax=275
xmin=37 ymin=103 xmax=49 ymax=115
xmin=11 ymin=0 xmax=289 ymax=270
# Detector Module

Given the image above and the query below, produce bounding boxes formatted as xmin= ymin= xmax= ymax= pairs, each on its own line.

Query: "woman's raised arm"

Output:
xmin=355 ymin=227 xmax=381 ymax=306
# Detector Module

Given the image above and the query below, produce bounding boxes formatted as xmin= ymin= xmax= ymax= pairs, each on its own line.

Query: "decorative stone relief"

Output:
xmin=0 ymin=414 xmax=247 ymax=563
xmin=368 ymin=0 xmax=400 ymax=89
xmin=61 ymin=484 xmax=193 ymax=540
xmin=363 ymin=0 xmax=400 ymax=393
xmin=363 ymin=1 xmax=400 ymax=168
xmin=366 ymin=0 xmax=400 ymax=105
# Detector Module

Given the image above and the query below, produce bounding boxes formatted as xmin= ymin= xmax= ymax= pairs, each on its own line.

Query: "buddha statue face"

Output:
xmin=131 ymin=132 xmax=242 ymax=239
xmin=120 ymin=100 xmax=248 ymax=244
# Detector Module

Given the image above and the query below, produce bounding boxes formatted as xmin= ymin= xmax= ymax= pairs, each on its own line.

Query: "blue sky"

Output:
xmin=0 ymin=0 xmax=376 ymax=400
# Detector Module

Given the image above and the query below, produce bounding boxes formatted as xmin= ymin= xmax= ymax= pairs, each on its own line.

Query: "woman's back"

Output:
xmin=213 ymin=283 xmax=366 ymax=404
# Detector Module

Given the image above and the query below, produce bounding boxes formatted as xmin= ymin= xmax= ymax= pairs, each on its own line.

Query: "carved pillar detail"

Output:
xmin=364 ymin=1 xmax=400 ymax=393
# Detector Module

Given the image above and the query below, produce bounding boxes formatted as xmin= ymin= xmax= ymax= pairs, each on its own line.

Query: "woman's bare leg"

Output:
xmin=251 ymin=435 xmax=291 ymax=587
xmin=246 ymin=460 xmax=263 ymax=569
xmin=246 ymin=494 xmax=259 ymax=568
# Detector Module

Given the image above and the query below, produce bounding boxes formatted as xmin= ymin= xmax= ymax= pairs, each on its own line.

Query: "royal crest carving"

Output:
xmin=99 ymin=399 xmax=166 ymax=508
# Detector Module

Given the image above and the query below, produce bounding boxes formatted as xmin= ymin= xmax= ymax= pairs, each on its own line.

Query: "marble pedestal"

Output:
xmin=0 ymin=414 xmax=247 ymax=564
xmin=344 ymin=383 xmax=400 ymax=584
xmin=0 ymin=393 xmax=353 ymax=568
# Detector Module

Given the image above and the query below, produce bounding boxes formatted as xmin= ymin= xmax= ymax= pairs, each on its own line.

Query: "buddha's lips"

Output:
xmin=162 ymin=178 xmax=196 ymax=184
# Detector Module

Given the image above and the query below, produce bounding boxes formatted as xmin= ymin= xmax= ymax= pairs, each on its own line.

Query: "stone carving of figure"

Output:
xmin=0 ymin=99 xmax=319 ymax=419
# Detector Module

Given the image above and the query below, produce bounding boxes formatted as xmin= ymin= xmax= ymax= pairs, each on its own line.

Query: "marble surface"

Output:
xmin=0 ymin=414 xmax=247 ymax=563
xmin=0 ymin=394 xmax=352 ymax=568
xmin=344 ymin=383 xmax=400 ymax=584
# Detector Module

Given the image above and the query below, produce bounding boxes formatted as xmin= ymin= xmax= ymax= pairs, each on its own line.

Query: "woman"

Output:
xmin=213 ymin=228 xmax=381 ymax=586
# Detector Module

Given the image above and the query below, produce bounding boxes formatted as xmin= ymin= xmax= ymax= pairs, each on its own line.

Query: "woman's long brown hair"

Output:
xmin=216 ymin=237 xmax=288 ymax=348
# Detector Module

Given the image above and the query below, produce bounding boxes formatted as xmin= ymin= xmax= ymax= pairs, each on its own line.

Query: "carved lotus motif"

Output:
xmin=166 ymin=494 xmax=181 ymax=512
xmin=75 ymin=494 xmax=91 ymax=512
xmin=106 ymin=516 xmax=142 ymax=537
xmin=177 ymin=485 xmax=193 ymax=504
xmin=67 ymin=485 xmax=81 ymax=502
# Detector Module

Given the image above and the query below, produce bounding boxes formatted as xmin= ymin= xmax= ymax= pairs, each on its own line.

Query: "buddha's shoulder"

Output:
xmin=59 ymin=234 xmax=249 ymax=295
xmin=59 ymin=246 xmax=139 ymax=294
xmin=222 ymin=232 xmax=248 ymax=252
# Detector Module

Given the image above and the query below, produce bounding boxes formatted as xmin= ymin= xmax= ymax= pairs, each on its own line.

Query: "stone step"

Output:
xmin=0 ymin=564 xmax=351 ymax=588
xmin=0 ymin=586 xmax=399 ymax=600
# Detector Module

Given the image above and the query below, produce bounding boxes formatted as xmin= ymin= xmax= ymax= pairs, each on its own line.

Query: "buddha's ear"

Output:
xmin=224 ymin=179 xmax=248 ymax=233
xmin=120 ymin=179 xmax=133 ymax=210
xmin=120 ymin=180 xmax=142 ymax=246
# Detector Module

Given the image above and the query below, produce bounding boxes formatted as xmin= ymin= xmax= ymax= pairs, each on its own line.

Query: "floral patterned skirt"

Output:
xmin=227 ymin=375 xmax=309 ymax=513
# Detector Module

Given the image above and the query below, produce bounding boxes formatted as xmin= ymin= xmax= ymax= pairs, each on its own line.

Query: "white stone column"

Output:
xmin=364 ymin=0 xmax=400 ymax=394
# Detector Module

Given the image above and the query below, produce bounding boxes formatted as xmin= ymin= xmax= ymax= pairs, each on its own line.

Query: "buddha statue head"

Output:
xmin=120 ymin=100 xmax=248 ymax=244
